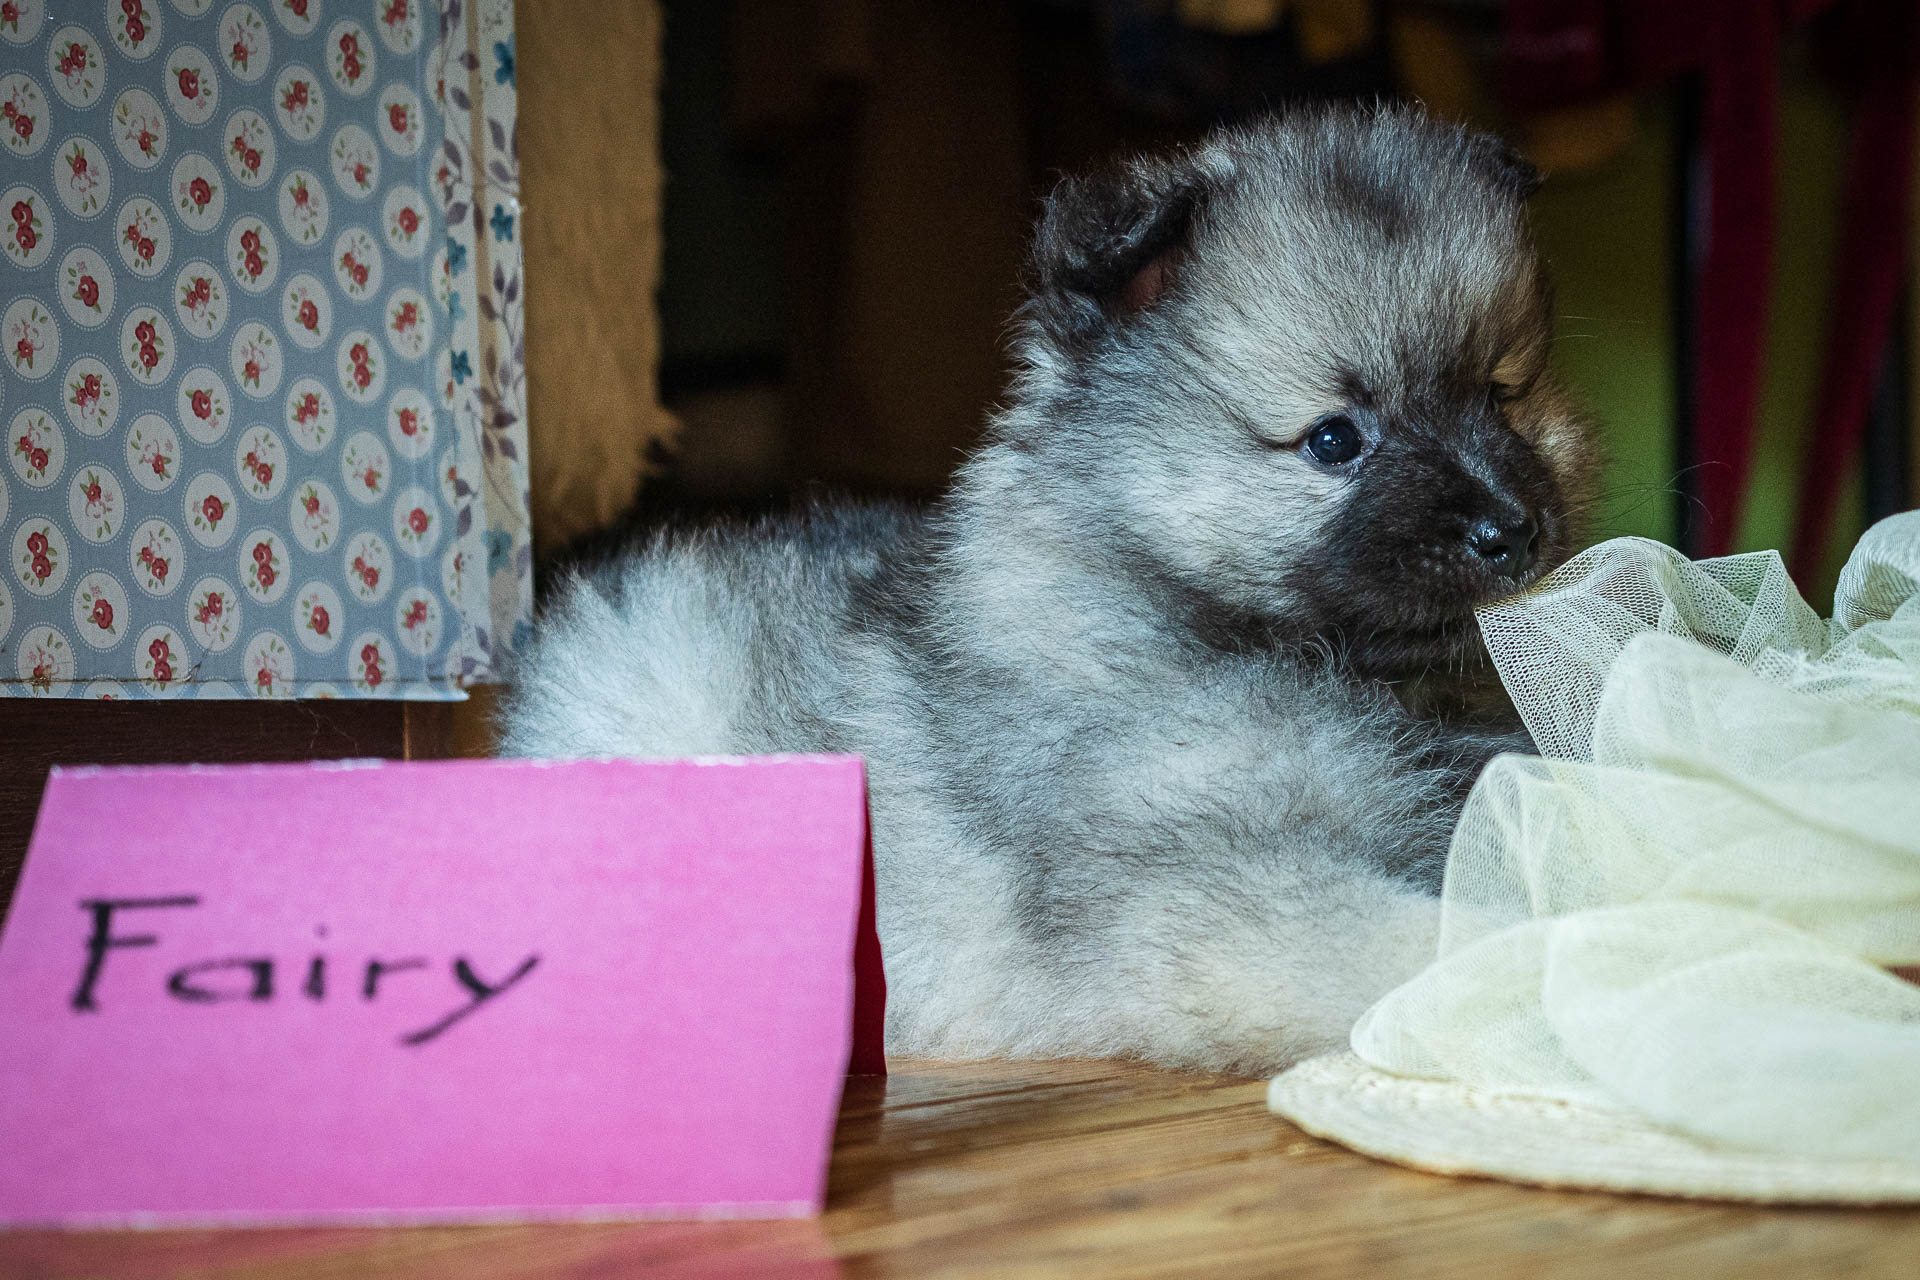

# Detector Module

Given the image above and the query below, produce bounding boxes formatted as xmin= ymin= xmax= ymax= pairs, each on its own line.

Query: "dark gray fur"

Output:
xmin=500 ymin=106 xmax=1599 ymax=1074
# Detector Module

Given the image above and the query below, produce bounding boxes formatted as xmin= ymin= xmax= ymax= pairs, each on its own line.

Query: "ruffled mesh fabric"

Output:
xmin=1349 ymin=512 xmax=1920 ymax=1161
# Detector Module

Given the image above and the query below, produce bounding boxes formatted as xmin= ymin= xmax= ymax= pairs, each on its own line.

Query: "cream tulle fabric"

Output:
xmin=1349 ymin=512 xmax=1920 ymax=1161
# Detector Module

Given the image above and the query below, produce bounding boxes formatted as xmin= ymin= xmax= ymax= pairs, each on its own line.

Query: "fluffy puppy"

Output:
xmin=501 ymin=106 xmax=1600 ymax=1074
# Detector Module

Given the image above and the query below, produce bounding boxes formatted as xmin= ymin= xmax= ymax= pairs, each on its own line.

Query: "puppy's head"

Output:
xmin=1005 ymin=105 xmax=1599 ymax=678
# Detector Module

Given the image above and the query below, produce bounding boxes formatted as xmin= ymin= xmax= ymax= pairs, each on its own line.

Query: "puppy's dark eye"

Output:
xmin=1304 ymin=415 xmax=1363 ymax=466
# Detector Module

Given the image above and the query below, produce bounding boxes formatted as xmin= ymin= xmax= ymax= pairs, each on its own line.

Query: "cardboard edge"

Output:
xmin=847 ymin=783 xmax=888 ymax=1077
xmin=0 ymin=1199 xmax=823 ymax=1231
xmin=49 ymin=753 xmax=870 ymax=779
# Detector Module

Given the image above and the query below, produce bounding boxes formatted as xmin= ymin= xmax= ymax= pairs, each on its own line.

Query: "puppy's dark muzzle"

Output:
xmin=1466 ymin=514 xmax=1540 ymax=580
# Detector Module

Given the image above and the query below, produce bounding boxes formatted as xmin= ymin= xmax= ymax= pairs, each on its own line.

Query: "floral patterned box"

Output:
xmin=0 ymin=0 xmax=528 ymax=699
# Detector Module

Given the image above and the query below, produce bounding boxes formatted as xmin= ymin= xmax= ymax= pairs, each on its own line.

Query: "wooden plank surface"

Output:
xmin=0 ymin=692 xmax=499 ymax=912
xmin=2 ymin=1057 xmax=1915 ymax=1279
xmin=0 ymin=699 xmax=408 ymax=914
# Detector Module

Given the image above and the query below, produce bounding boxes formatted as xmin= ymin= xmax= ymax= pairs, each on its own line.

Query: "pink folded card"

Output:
xmin=0 ymin=755 xmax=885 ymax=1228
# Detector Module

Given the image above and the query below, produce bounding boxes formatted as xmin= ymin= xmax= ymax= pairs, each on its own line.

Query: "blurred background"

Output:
xmin=2 ymin=0 xmax=1916 ymax=888
xmin=521 ymin=0 xmax=1920 ymax=607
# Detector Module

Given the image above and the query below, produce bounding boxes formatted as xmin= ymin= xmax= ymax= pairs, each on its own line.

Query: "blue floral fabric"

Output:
xmin=0 ymin=0 xmax=529 ymax=699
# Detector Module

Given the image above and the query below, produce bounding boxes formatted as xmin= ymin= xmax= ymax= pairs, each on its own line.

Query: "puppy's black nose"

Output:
xmin=1466 ymin=515 xmax=1539 ymax=580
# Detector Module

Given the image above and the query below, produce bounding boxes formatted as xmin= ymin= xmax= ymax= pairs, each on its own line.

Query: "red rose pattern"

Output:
xmin=121 ymin=0 xmax=149 ymax=46
xmin=250 ymin=540 xmax=280 ymax=594
xmin=148 ymin=634 xmax=173 ymax=684
xmin=13 ymin=5 xmax=502 ymax=699
xmin=340 ymin=31 xmax=364 ymax=85
xmin=238 ymin=442 xmax=272 ymax=488
xmin=71 ymin=372 xmax=103 ymax=416
xmin=13 ymin=200 xmax=39 ymax=259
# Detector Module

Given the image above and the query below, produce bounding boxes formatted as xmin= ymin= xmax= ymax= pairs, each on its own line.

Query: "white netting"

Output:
xmin=1349 ymin=512 xmax=1920 ymax=1161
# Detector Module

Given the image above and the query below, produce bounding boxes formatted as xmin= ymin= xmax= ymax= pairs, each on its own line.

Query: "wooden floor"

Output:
xmin=3 ymin=1059 xmax=1917 ymax=1279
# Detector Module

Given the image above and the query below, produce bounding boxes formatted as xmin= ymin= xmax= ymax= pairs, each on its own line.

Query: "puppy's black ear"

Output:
xmin=1026 ymin=152 xmax=1214 ymax=353
xmin=1465 ymin=133 xmax=1543 ymax=202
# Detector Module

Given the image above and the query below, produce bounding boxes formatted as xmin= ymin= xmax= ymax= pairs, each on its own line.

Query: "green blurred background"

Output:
xmin=1531 ymin=65 xmax=1867 ymax=601
xmin=643 ymin=2 xmax=1908 ymax=608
